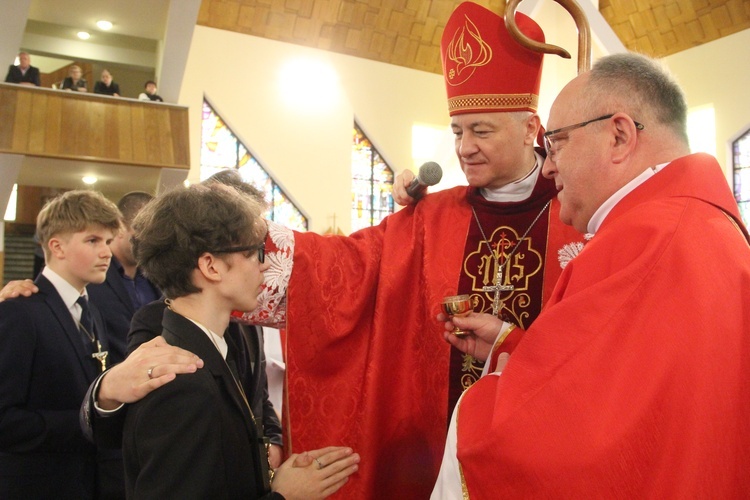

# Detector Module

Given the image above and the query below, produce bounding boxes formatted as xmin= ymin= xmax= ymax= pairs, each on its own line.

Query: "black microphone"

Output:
xmin=406 ymin=161 xmax=443 ymax=199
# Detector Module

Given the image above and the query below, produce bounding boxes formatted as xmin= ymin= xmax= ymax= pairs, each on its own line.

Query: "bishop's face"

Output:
xmin=452 ymin=111 xmax=538 ymax=190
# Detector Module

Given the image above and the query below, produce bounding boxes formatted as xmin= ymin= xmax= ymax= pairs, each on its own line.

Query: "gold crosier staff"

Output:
xmin=505 ymin=0 xmax=593 ymax=73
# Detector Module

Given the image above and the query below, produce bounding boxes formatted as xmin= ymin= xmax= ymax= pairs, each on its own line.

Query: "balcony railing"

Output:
xmin=0 ymin=82 xmax=189 ymax=169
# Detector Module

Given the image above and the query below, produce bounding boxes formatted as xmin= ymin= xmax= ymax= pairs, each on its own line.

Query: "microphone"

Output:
xmin=406 ymin=161 xmax=443 ymax=199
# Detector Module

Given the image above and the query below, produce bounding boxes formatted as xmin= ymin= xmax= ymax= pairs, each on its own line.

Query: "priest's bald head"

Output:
xmin=542 ymin=52 xmax=691 ymax=233
xmin=441 ymin=2 xmax=546 ymax=190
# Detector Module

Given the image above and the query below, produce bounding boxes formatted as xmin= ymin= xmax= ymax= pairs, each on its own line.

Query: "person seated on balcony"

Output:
xmin=60 ymin=65 xmax=88 ymax=92
xmin=93 ymin=69 xmax=120 ymax=97
xmin=138 ymin=80 xmax=163 ymax=102
xmin=5 ymin=52 xmax=40 ymax=86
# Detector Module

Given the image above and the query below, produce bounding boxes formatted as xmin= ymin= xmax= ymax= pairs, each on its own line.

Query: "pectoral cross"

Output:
xmin=91 ymin=340 xmax=108 ymax=373
xmin=482 ymin=263 xmax=514 ymax=316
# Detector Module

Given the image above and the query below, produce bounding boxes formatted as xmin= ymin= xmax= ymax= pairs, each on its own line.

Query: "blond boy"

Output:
xmin=0 ymin=190 xmax=120 ymax=498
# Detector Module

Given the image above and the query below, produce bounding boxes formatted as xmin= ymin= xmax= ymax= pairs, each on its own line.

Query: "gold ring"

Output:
xmin=147 ymin=367 xmax=155 ymax=379
xmin=314 ymin=457 xmax=324 ymax=469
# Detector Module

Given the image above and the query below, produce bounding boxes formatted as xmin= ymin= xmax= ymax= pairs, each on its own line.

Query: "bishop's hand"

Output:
xmin=392 ymin=169 xmax=417 ymax=206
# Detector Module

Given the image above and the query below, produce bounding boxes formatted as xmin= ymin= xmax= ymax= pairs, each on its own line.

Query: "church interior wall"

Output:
xmin=663 ymin=28 xmax=750 ymax=181
xmin=179 ymin=25 xmax=451 ymax=234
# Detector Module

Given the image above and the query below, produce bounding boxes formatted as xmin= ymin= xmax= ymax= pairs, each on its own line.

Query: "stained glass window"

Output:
xmin=733 ymin=128 xmax=750 ymax=228
xmin=201 ymin=99 xmax=308 ymax=231
xmin=351 ymin=123 xmax=394 ymax=232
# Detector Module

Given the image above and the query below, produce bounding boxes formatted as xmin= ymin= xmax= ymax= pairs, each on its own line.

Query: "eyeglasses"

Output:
xmin=212 ymin=242 xmax=265 ymax=263
xmin=543 ymin=114 xmax=644 ymax=160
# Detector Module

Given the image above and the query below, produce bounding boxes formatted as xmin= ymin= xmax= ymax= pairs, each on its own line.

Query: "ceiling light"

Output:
xmin=96 ymin=20 xmax=113 ymax=30
xmin=77 ymin=31 xmax=91 ymax=40
xmin=82 ymin=175 xmax=98 ymax=185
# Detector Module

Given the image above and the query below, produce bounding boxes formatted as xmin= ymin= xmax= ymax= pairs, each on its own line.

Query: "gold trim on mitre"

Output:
xmin=448 ymin=93 xmax=539 ymax=114
xmin=444 ymin=14 xmax=493 ymax=87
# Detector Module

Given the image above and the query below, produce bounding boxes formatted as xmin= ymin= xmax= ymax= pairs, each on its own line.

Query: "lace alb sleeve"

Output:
xmin=232 ymin=221 xmax=294 ymax=328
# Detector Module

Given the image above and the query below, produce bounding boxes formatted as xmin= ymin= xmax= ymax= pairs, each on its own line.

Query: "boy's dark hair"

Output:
xmin=132 ymin=184 xmax=265 ymax=299
xmin=36 ymin=190 xmax=120 ymax=258
xmin=144 ymin=80 xmax=156 ymax=88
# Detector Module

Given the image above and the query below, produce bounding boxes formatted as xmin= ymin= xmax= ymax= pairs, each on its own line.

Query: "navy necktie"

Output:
xmin=76 ymin=296 xmax=94 ymax=346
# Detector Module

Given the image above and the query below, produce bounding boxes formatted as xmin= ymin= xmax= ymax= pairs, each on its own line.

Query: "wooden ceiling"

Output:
xmin=601 ymin=0 xmax=750 ymax=57
xmin=198 ymin=0 xmax=750 ymax=74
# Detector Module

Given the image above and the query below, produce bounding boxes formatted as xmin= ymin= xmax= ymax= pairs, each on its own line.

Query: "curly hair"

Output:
xmin=131 ymin=184 xmax=266 ymax=299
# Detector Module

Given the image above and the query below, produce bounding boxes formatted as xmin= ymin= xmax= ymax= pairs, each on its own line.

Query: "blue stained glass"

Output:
xmin=200 ymin=100 xmax=308 ymax=231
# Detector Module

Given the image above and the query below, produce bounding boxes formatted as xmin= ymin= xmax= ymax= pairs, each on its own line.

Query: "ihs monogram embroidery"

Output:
xmin=466 ymin=226 xmax=544 ymax=321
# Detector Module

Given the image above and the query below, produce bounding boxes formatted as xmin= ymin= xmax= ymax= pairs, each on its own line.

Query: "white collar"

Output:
xmin=185 ymin=316 xmax=228 ymax=359
xmin=480 ymin=152 xmax=543 ymax=202
xmin=42 ymin=266 xmax=87 ymax=309
xmin=587 ymin=162 xmax=671 ymax=234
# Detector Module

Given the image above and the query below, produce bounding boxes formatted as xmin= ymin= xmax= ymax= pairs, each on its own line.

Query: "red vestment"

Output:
xmin=281 ymin=173 xmax=583 ymax=498
xmin=457 ymin=154 xmax=750 ymax=497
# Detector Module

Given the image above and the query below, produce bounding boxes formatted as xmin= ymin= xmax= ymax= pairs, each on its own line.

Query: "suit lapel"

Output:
xmin=162 ymin=310 xmax=258 ymax=438
xmin=36 ymin=276 xmax=98 ymax=380
xmin=231 ymin=323 xmax=261 ymax=400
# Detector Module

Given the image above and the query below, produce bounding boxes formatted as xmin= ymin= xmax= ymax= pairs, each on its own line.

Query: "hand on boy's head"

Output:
xmin=0 ymin=279 xmax=38 ymax=302
xmin=96 ymin=336 xmax=203 ymax=410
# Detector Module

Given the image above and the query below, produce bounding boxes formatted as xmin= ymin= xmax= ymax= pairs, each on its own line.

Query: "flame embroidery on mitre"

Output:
xmin=445 ymin=15 xmax=493 ymax=87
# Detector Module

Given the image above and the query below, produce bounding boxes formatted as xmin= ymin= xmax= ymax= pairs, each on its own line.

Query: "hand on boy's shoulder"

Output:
xmin=0 ymin=279 xmax=38 ymax=302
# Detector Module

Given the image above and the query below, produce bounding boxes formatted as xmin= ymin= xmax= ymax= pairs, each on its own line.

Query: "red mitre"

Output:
xmin=441 ymin=2 xmax=545 ymax=116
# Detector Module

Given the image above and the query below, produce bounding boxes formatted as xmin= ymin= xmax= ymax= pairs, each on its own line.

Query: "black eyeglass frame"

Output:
xmin=211 ymin=242 xmax=265 ymax=263
xmin=543 ymin=114 xmax=644 ymax=159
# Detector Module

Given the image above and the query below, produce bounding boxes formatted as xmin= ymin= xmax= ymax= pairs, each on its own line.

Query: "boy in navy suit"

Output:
xmin=0 ymin=190 xmax=121 ymax=498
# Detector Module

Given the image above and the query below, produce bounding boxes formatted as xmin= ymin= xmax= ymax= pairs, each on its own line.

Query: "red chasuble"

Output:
xmin=283 ymin=173 xmax=583 ymax=499
xmin=457 ymin=154 xmax=750 ymax=497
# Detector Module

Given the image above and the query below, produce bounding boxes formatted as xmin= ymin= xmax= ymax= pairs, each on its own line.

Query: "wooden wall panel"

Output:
xmin=0 ymin=83 xmax=189 ymax=170
xmin=103 ymin=104 xmax=119 ymax=160
xmin=11 ymin=90 xmax=32 ymax=152
xmin=43 ymin=96 xmax=61 ymax=154
xmin=0 ymin=87 xmax=18 ymax=150
xmin=27 ymin=93 xmax=47 ymax=154
xmin=117 ymin=105 xmax=134 ymax=162
xmin=130 ymin=105 xmax=148 ymax=163
xmin=169 ymin=109 xmax=190 ymax=168
xmin=88 ymin=101 xmax=107 ymax=159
